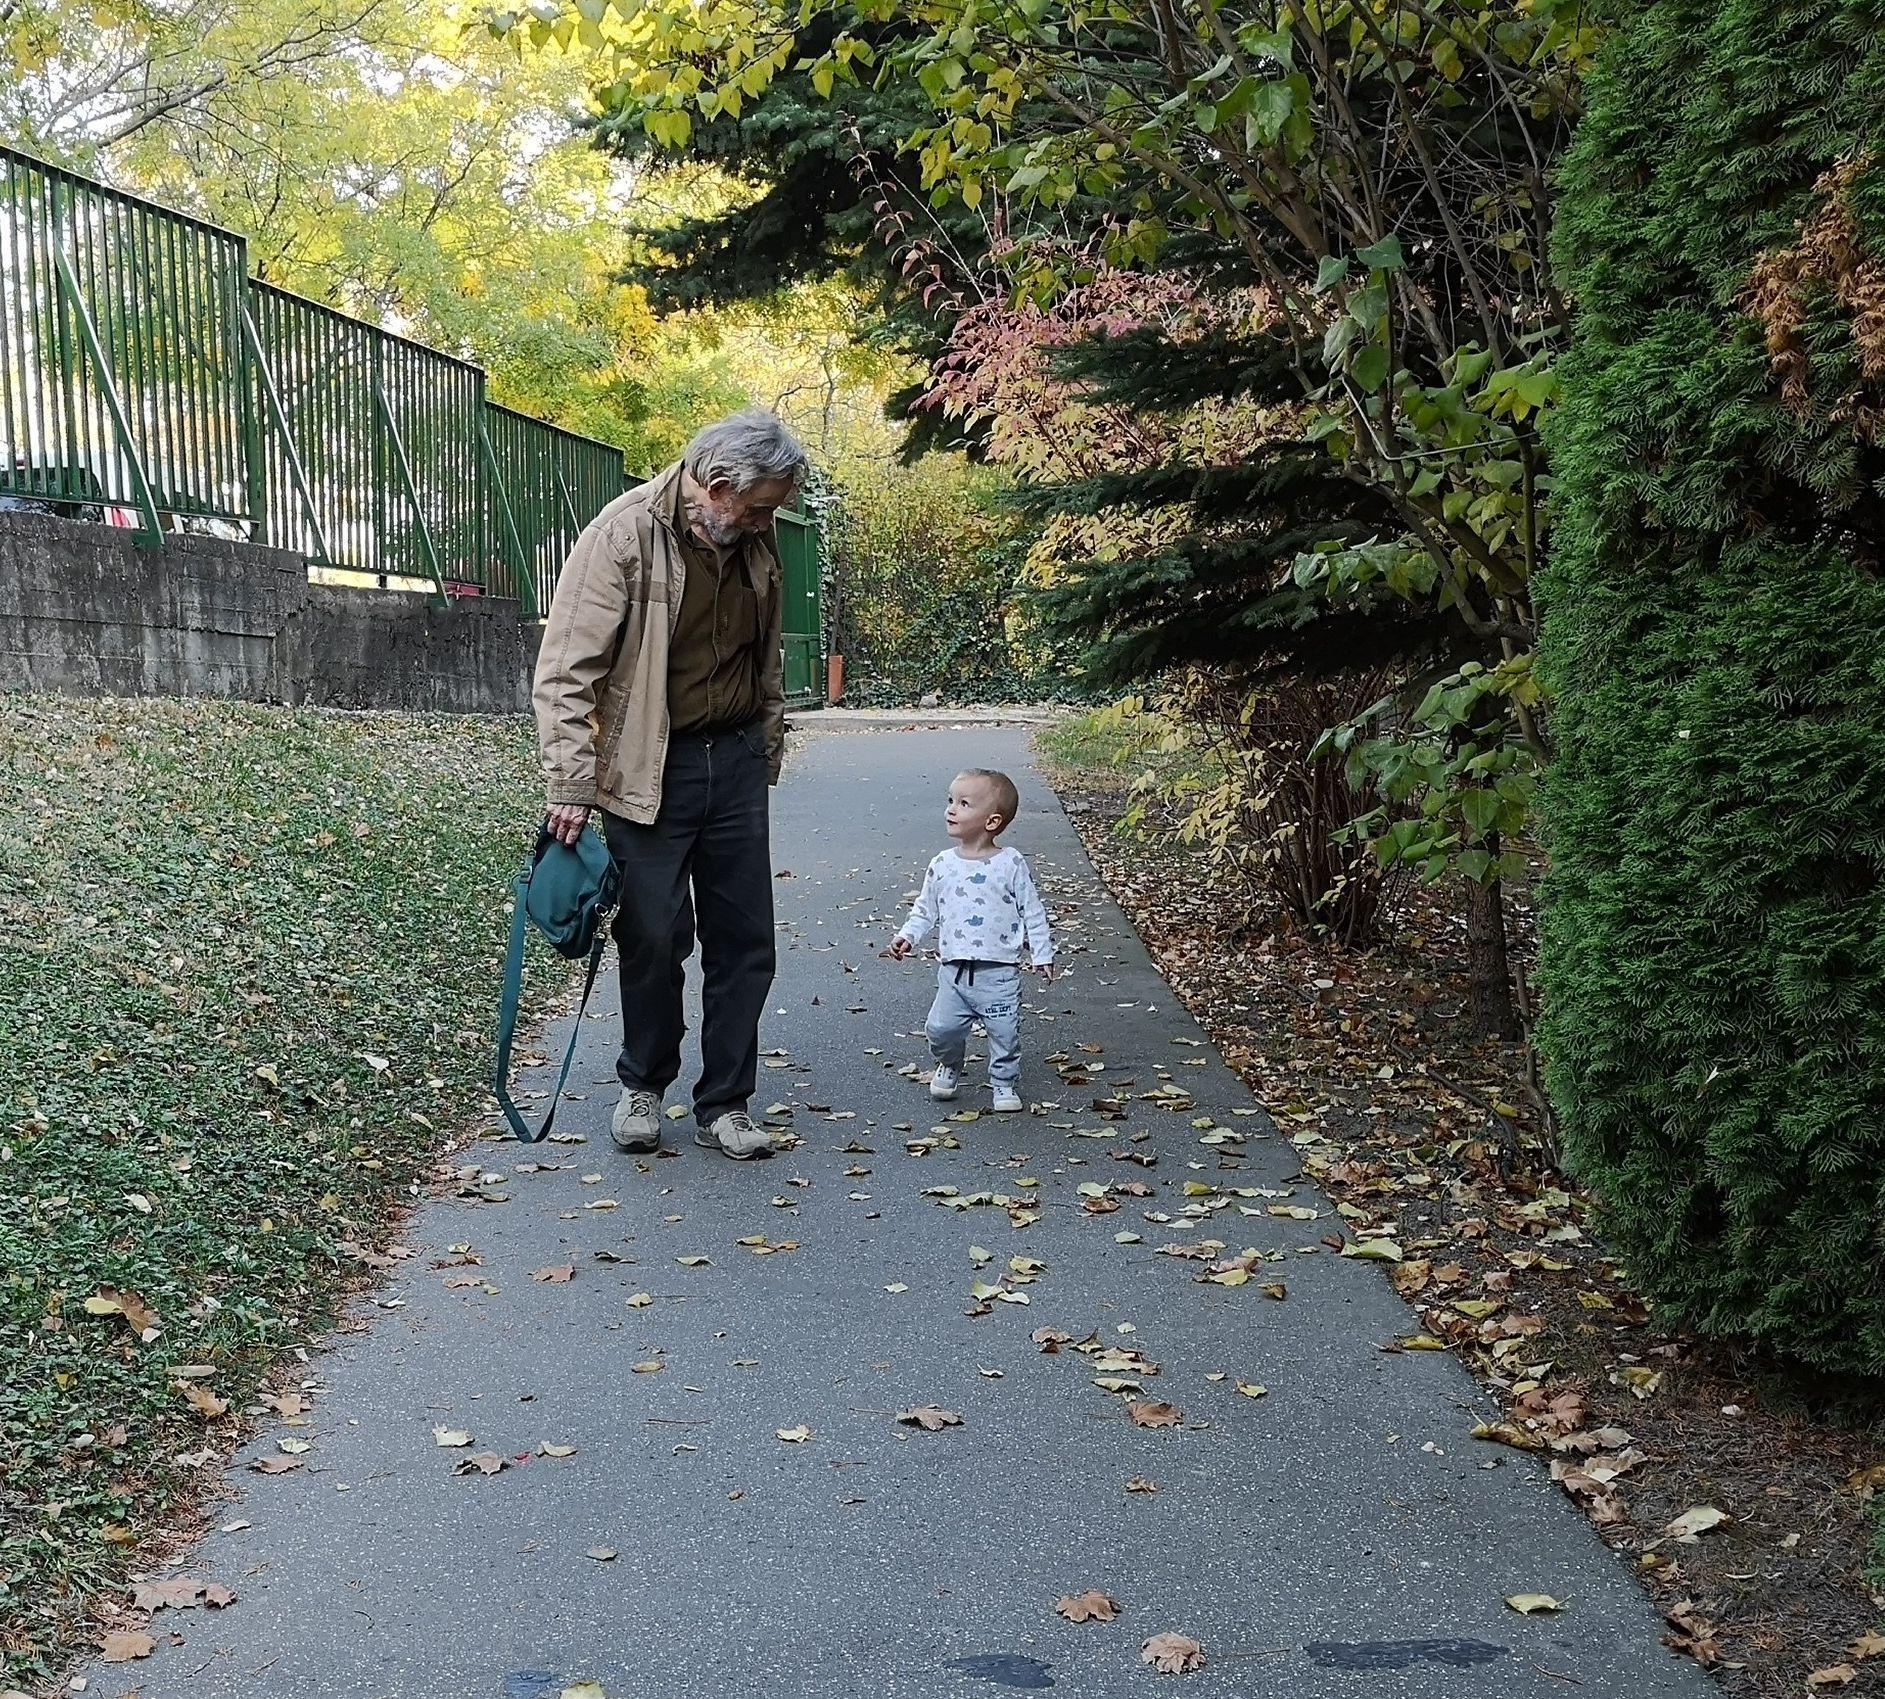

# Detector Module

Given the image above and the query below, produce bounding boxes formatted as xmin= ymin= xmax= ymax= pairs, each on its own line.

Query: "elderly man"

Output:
xmin=533 ymin=408 xmax=809 ymax=1160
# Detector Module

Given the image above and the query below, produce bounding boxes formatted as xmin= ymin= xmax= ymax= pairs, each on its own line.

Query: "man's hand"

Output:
xmin=886 ymin=936 xmax=914 ymax=961
xmin=547 ymin=803 xmax=592 ymax=846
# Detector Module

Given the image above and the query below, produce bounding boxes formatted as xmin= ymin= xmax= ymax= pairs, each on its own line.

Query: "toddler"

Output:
xmin=888 ymin=768 xmax=1055 ymax=1112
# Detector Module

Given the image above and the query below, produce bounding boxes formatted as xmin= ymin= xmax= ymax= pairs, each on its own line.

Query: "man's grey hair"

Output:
xmin=683 ymin=408 xmax=810 ymax=494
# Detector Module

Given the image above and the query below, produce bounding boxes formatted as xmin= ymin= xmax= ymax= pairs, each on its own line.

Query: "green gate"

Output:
xmin=775 ymin=507 xmax=822 ymax=707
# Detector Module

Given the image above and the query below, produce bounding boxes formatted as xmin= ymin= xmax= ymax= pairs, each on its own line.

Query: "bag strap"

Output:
xmin=493 ymin=867 xmax=609 ymax=1144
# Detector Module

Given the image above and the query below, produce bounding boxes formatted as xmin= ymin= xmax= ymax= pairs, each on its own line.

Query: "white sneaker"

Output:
xmin=929 ymin=1065 xmax=961 ymax=1101
xmin=992 ymin=1087 xmax=1024 ymax=1114
xmin=611 ymin=1088 xmax=662 ymax=1152
xmin=696 ymin=1109 xmax=774 ymax=1161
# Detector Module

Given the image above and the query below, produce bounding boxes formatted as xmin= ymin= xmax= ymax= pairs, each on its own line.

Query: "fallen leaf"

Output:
xmin=532 ymin=1265 xmax=575 ymax=1284
xmin=631 ymin=1360 xmax=664 ymax=1374
xmin=897 ymin=1406 xmax=964 ymax=1432
xmin=586 ymin=1546 xmax=618 ymax=1562
xmin=1472 ymin=1421 xmax=1545 ymax=1452
xmin=1127 ymin=1401 xmax=1183 ymax=1429
xmin=1141 ymin=1632 xmax=1205 ymax=1674
xmin=541 ymin=1442 xmax=578 ymax=1459
xmin=1343 ymin=1239 xmax=1403 ymax=1263
xmin=1808 ymin=1667 xmax=1857 ymax=1690
xmin=1127 ymin=1477 xmax=1159 ymax=1494
xmin=676 ymin=1256 xmax=712 ymax=1267
xmin=1506 ymin=1594 xmax=1563 ymax=1615
xmin=434 ymin=1426 xmax=475 ymax=1447
xmin=777 ymin=1425 xmax=812 ymax=1443
xmin=101 ymin=1630 xmax=156 ymax=1663
xmin=454 ymin=1451 xmax=508 ymax=1476
xmin=133 ymin=1578 xmax=204 ymax=1611
xmin=179 ymin=1382 xmax=229 ymax=1419
xmin=249 ymin=1455 xmax=302 ymax=1474
xmin=1055 ymin=1589 xmax=1121 ymax=1623
xmin=560 ymin=1684 xmax=609 ymax=1699
xmin=1235 ymin=1382 xmax=1268 ymax=1399
xmin=1664 ymin=1505 xmax=1730 ymax=1541
xmin=625 ymin=1292 xmax=654 ymax=1308
xmin=1849 ymin=1633 xmax=1885 ymax=1662
xmin=85 ymin=1286 xmax=161 ymax=1341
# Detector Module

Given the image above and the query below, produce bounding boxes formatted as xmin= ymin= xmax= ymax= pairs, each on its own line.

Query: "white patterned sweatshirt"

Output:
xmin=896 ymin=846 xmax=1055 ymax=966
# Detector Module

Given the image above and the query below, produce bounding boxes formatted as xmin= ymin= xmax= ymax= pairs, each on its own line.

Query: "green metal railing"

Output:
xmin=483 ymin=403 xmax=631 ymax=617
xmin=0 ymin=142 xmax=825 ymax=701
xmin=0 ymin=148 xmax=248 ymax=531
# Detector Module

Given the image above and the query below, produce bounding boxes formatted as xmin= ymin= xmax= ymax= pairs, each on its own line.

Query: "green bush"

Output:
xmin=1540 ymin=0 xmax=1885 ymax=1370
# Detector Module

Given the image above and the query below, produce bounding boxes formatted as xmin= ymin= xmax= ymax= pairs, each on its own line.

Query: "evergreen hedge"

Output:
xmin=1541 ymin=0 xmax=1885 ymax=1370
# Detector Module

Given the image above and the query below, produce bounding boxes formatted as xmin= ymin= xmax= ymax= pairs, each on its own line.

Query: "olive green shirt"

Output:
xmin=667 ymin=493 xmax=767 ymax=734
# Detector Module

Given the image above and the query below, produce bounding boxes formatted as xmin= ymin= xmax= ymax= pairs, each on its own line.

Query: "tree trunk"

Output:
xmin=1464 ymin=862 xmax=1521 ymax=1041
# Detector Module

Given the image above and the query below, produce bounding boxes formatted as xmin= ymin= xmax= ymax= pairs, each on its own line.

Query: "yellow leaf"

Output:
xmin=1505 ymin=1594 xmax=1562 ymax=1615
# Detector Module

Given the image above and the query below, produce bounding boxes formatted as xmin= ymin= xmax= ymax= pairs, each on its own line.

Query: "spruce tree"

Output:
xmin=1541 ymin=0 xmax=1885 ymax=1369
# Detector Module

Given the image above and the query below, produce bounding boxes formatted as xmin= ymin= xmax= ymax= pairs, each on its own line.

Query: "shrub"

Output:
xmin=1540 ymin=0 xmax=1885 ymax=1370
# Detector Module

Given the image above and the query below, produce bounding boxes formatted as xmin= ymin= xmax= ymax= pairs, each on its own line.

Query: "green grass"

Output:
xmin=1034 ymin=709 xmax=1144 ymax=779
xmin=0 ymin=697 xmax=559 ymax=1684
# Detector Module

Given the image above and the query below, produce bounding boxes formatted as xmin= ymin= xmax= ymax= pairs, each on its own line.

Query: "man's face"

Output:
xmin=688 ymin=474 xmax=797 ymax=549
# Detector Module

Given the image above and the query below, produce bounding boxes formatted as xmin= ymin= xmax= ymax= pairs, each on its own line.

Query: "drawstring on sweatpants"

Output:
xmin=949 ymin=959 xmax=1004 ymax=987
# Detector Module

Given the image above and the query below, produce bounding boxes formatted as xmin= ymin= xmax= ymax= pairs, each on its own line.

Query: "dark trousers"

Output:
xmin=600 ymin=723 xmax=775 ymax=1129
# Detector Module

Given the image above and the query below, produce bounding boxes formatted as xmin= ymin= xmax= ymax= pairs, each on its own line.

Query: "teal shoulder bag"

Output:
xmin=493 ymin=823 xmax=621 ymax=1143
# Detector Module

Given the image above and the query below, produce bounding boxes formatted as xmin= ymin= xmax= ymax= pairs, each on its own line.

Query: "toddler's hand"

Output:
xmin=885 ymin=937 xmax=913 ymax=961
xmin=1032 ymin=961 xmax=1058 ymax=983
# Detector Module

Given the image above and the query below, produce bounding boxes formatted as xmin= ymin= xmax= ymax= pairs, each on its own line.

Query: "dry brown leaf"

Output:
xmin=1849 ymin=1632 xmax=1885 ymax=1662
xmin=454 ymin=1451 xmax=508 ymax=1475
xmin=1055 ymin=1589 xmax=1120 ymax=1623
xmin=1127 ymin=1400 xmax=1183 ymax=1429
xmin=133 ymin=1578 xmax=205 ymax=1611
xmin=532 ymin=1264 xmax=575 ymax=1284
xmin=896 ymin=1406 xmax=964 ymax=1431
xmin=1807 ymin=1667 xmax=1857 ymax=1690
xmin=1664 ymin=1505 xmax=1730 ymax=1541
xmin=179 ymin=1381 xmax=230 ymax=1420
xmin=1141 ymin=1632 xmax=1205 ymax=1674
xmin=101 ymin=1630 xmax=156 ymax=1663
xmin=1471 ymin=1420 xmax=1543 ymax=1452
xmin=1126 ymin=1477 xmax=1159 ymax=1494
xmin=112 ymin=1288 xmax=160 ymax=1338
xmin=249 ymin=1455 xmax=302 ymax=1474
xmin=1662 ymin=1598 xmax=1722 ymax=1666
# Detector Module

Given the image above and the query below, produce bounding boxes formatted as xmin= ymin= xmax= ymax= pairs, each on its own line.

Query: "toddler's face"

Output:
xmin=945 ymin=774 xmax=996 ymax=840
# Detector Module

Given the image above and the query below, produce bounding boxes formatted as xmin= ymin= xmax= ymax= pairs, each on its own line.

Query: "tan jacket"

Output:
xmin=532 ymin=462 xmax=786 ymax=824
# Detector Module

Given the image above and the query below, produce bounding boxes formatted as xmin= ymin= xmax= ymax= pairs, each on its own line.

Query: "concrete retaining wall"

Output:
xmin=0 ymin=513 xmax=540 ymax=713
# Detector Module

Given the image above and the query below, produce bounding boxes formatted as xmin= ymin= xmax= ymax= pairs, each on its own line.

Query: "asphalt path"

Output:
xmin=79 ymin=724 xmax=1713 ymax=1699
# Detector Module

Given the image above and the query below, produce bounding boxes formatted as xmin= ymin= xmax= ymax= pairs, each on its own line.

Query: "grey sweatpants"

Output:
xmin=926 ymin=961 xmax=1023 ymax=1087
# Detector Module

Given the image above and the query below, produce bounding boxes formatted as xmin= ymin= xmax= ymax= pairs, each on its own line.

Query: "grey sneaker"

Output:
xmin=929 ymin=1064 xmax=961 ymax=1102
xmin=611 ymin=1088 xmax=662 ymax=1153
xmin=696 ymin=1109 xmax=774 ymax=1161
xmin=992 ymin=1086 xmax=1023 ymax=1114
